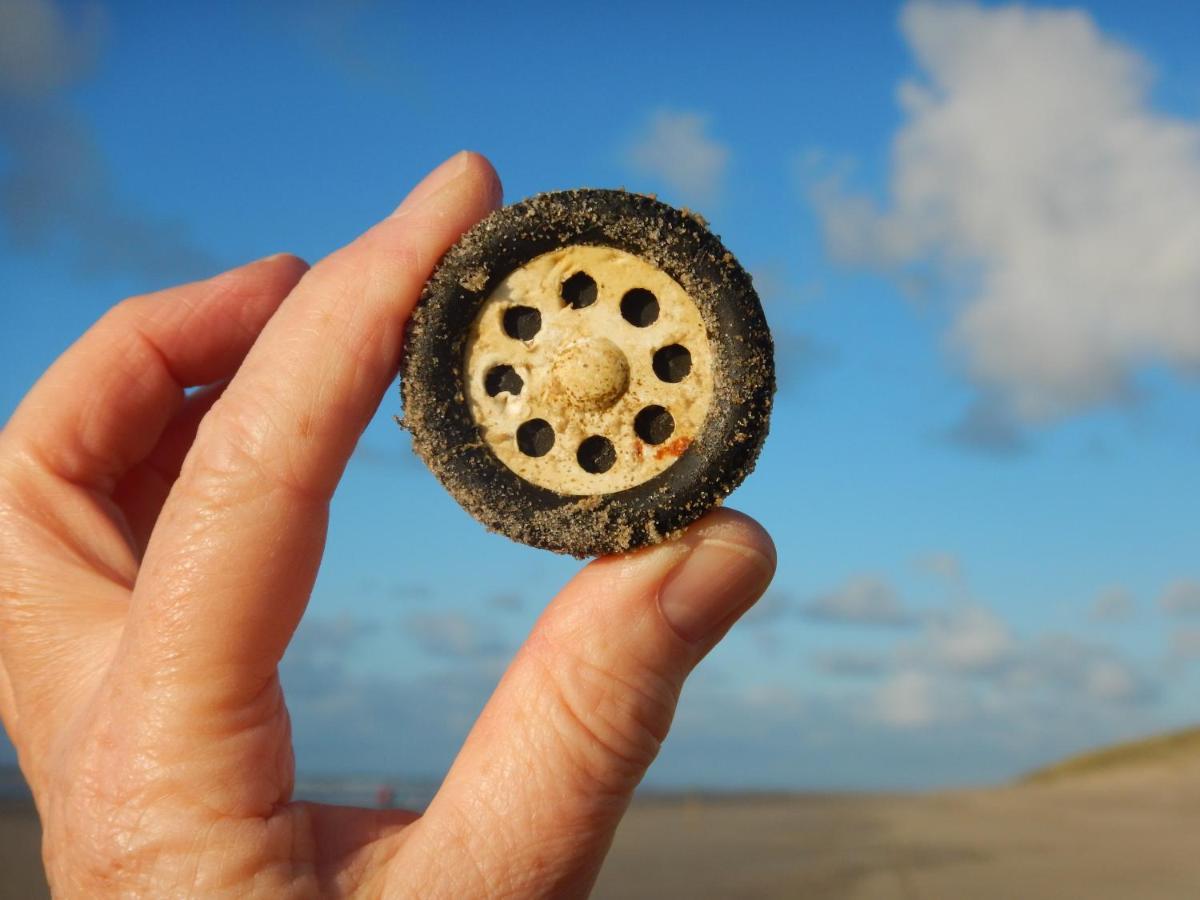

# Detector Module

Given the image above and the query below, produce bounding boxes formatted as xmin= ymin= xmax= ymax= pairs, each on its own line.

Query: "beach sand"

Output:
xmin=2 ymin=775 xmax=1197 ymax=898
xmin=0 ymin=800 xmax=48 ymax=899
xmin=596 ymin=774 xmax=1200 ymax=899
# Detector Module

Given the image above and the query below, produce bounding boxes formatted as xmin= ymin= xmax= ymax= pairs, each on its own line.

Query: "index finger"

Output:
xmin=125 ymin=153 xmax=501 ymax=718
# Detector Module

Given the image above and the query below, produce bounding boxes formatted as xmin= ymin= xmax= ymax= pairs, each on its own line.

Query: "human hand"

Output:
xmin=0 ymin=152 xmax=775 ymax=897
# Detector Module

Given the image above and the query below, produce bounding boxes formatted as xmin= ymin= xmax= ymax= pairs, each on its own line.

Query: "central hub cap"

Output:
xmin=550 ymin=337 xmax=630 ymax=411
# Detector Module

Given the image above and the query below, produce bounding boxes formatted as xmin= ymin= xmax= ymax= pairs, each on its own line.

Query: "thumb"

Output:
xmin=398 ymin=509 xmax=775 ymax=897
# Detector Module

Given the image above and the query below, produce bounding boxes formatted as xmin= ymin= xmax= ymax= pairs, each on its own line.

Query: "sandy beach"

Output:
xmin=0 ymin=799 xmax=48 ymax=899
xmin=595 ymin=774 xmax=1200 ymax=899
xmin=3 ymin=769 xmax=1199 ymax=898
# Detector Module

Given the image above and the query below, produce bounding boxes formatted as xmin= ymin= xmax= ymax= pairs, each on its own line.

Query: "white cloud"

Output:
xmin=0 ymin=0 xmax=215 ymax=282
xmin=1169 ymin=628 xmax=1200 ymax=663
xmin=813 ymin=648 xmax=890 ymax=678
xmin=1081 ymin=657 xmax=1141 ymax=704
xmin=1160 ymin=579 xmax=1200 ymax=617
xmin=1005 ymin=635 xmax=1154 ymax=705
xmin=926 ymin=604 xmax=1013 ymax=672
xmin=944 ymin=396 xmax=1030 ymax=455
xmin=272 ymin=588 xmax=1168 ymax=790
xmin=0 ymin=0 xmax=102 ymax=97
xmin=627 ymin=110 xmax=729 ymax=205
xmin=874 ymin=669 xmax=967 ymax=728
xmin=801 ymin=575 xmax=915 ymax=626
xmin=402 ymin=610 xmax=509 ymax=659
xmin=867 ymin=589 xmax=1156 ymax=734
xmin=915 ymin=551 xmax=967 ymax=589
xmin=874 ymin=670 xmax=937 ymax=727
xmin=1090 ymin=585 xmax=1135 ymax=622
xmin=813 ymin=1 xmax=1200 ymax=424
xmin=281 ymin=615 xmax=504 ymax=776
xmin=740 ymin=591 xmax=795 ymax=626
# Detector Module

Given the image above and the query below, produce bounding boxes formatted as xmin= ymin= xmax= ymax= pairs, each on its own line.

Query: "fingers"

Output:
xmin=123 ymin=153 xmax=501 ymax=714
xmin=3 ymin=254 xmax=309 ymax=494
xmin=402 ymin=509 xmax=776 ymax=897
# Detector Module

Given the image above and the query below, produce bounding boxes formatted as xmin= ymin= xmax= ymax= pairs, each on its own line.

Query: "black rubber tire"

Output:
xmin=400 ymin=189 xmax=774 ymax=557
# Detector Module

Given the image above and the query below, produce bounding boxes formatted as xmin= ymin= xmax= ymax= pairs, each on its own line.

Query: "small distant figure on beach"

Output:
xmin=375 ymin=784 xmax=395 ymax=809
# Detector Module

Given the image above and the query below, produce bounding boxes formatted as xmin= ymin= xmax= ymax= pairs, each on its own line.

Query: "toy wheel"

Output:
xmin=401 ymin=189 xmax=773 ymax=557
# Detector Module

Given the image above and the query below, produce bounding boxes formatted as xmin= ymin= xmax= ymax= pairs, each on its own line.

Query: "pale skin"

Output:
xmin=0 ymin=152 xmax=776 ymax=898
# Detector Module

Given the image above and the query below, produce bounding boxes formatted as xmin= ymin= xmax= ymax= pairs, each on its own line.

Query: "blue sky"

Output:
xmin=2 ymin=0 xmax=1200 ymax=790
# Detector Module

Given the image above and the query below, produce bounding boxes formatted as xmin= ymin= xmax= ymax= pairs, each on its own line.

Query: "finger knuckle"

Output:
xmin=177 ymin=394 xmax=323 ymax=509
xmin=530 ymin=640 xmax=679 ymax=795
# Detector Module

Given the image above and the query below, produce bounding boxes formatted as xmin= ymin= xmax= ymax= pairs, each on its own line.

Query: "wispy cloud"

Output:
xmin=944 ymin=395 xmax=1030 ymax=456
xmin=488 ymin=593 xmax=524 ymax=613
xmin=281 ymin=614 xmax=502 ymax=775
xmin=811 ymin=1 xmax=1200 ymax=429
xmin=283 ymin=613 xmax=377 ymax=701
xmin=740 ymin=591 xmax=796 ymax=627
xmin=923 ymin=604 xmax=1013 ymax=673
xmin=1005 ymin=635 xmax=1156 ymax=706
xmin=872 ymin=613 xmax=1156 ymax=732
xmin=277 ymin=568 xmax=1172 ymax=789
xmin=812 ymin=648 xmax=890 ymax=679
xmin=626 ymin=110 xmax=729 ymax=206
xmin=915 ymin=551 xmax=967 ymax=589
xmin=873 ymin=668 xmax=967 ymax=728
xmin=0 ymin=0 xmax=101 ymax=92
xmin=1090 ymin=586 xmax=1135 ymax=623
xmin=1169 ymin=627 xmax=1200 ymax=664
xmin=0 ymin=0 xmax=215 ymax=282
xmin=1159 ymin=579 xmax=1200 ymax=617
xmin=801 ymin=575 xmax=916 ymax=627
xmin=667 ymin=606 xmax=1165 ymax=788
xmin=402 ymin=610 xmax=510 ymax=659
xmin=782 ymin=563 xmax=1161 ymax=746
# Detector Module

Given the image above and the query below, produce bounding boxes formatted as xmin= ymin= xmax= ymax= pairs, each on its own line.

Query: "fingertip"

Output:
xmin=685 ymin=507 xmax=777 ymax=573
xmin=249 ymin=253 xmax=309 ymax=298
xmin=258 ymin=252 xmax=311 ymax=276
xmin=653 ymin=508 xmax=776 ymax=645
xmin=459 ymin=150 xmax=504 ymax=210
xmin=561 ymin=508 xmax=776 ymax=649
xmin=392 ymin=150 xmax=503 ymax=219
xmin=206 ymin=253 xmax=308 ymax=302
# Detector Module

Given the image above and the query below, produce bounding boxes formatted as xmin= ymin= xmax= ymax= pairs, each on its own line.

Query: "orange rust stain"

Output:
xmin=655 ymin=437 xmax=692 ymax=460
xmin=633 ymin=440 xmax=644 ymax=461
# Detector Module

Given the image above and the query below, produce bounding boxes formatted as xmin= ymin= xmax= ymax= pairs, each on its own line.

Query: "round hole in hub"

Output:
xmin=620 ymin=288 xmax=659 ymax=327
xmin=561 ymin=271 xmax=597 ymax=309
xmin=484 ymin=365 xmax=523 ymax=397
xmin=652 ymin=344 xmax=692 ymax=383
xmin=503 ymin=306 xmax=541 ymax=341
xmin=516 ymin=419 xmax=555 ymax=457
xmin=634 ymin=405 xmax=675 ymax=445
xmin=577 ymin=435 xmax=616 ymax=474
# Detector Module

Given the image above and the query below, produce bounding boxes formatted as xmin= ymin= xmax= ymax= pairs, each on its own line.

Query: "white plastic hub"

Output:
xmin=463 ymin=245 xmax=714 ymax=495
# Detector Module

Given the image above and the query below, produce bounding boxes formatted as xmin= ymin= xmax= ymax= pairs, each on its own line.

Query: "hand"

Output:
xmin=0 ymin=152 xmax=775 ymax=898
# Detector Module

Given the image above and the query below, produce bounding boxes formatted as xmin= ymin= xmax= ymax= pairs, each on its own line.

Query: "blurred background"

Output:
xmin=2 ymin=0 xmax=1199 ymax=896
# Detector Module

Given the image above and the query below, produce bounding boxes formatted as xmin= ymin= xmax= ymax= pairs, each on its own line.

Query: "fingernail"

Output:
xmin=391 ymin=151 xmax=475 ymax=218
xmin=658 ymin=534 xmax=775 ymax=644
